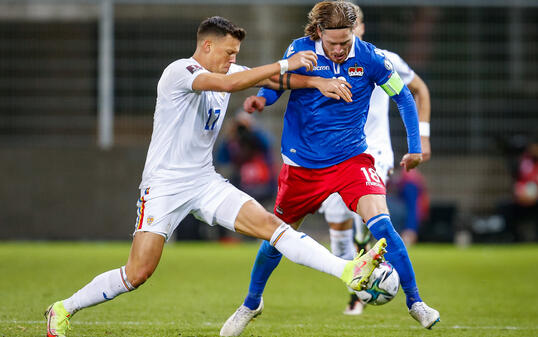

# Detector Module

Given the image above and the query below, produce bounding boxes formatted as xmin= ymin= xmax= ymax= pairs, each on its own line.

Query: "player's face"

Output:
xmin=319 ymin=28 xmax=354 ymax=64
xmin=208 ymin=34 xmax=241 ymax=74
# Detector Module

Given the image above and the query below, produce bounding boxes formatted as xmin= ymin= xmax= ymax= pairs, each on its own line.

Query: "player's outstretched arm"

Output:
xmin=408 ymin=74 xmax=431 ymax=161
xmin=192 ymin=51 xmax=317 ymax=93
xmin=260 ymin=74 xmax=353 ymax=103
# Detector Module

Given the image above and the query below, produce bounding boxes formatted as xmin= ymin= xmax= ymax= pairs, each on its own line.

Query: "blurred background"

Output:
xmin=0 ymin=0 xmax=536 ymax=244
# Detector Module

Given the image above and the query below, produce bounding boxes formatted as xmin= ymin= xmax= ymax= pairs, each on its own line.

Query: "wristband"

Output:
xmin=419 ymin=122 xmax=430 ymax=137
xmin=278 ymin=59 xmax=288 ymax=75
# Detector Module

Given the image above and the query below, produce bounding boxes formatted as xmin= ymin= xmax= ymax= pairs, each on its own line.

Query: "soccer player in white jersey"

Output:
xmin=317 ymin=3 xmax=432 ymax=315
xmin=44 ymin=16 xmax=388 ymax=337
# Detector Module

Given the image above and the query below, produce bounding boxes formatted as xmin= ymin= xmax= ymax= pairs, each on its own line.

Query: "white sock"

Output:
xmin=63 ymin=266 xmax=135 ymax=314
xmin=270 ymin=223 xmax=348 ymax=278
xmin=329 ymin=228 xmax=356 ymax=260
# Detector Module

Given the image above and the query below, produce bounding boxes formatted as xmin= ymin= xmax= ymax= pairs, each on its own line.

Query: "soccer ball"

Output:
xmin=355 ymin=261 xmax=399 ymax=305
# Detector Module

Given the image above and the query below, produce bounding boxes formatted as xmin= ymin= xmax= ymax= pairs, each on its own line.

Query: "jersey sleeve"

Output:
xmin=166 ymin=59 xmax=209 ymax=92
xmin=228 ymin=63 xmax=250 ymax=75
xmin=385 ymin=51 xmax=415 ymax=85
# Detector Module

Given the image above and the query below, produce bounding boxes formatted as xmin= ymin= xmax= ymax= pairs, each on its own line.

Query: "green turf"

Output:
xmin=1 ymin=242 xmax=537 ymax=336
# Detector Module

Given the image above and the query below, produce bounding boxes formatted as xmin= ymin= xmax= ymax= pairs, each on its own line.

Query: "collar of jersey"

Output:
xmin=314 ymin=36 xmax=356 ymax=62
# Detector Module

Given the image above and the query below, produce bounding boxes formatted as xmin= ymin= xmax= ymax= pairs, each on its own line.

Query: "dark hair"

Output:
xmin=304 ymin=1 xmax=357 ymax=40
xmin=197 ymin=16 xmax=246 ymax=42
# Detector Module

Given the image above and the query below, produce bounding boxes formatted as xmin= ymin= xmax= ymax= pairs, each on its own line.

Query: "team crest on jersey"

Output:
xmin=186 ymin=64 xmax=203 ymax=74
xmin=348 ymin=64 xmax=364 ymax=77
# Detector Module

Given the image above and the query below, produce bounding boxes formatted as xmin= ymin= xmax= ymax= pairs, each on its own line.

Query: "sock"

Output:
xmin=329 ymin=228 xmax=355 ymax=260
xmin=366 ymin=214 xmax=422 ymax=308
xmin=270 ymin=223 xmax=348 ymax=278
xmin=62 ymin=266 xmax=135 ymax=314
xmin=243 ymin=240 xmax=282 ymax=310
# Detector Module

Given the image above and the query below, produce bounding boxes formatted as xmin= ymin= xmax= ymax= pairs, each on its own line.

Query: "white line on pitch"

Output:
xmin=1 ymin=320 xmax=536 ymax=330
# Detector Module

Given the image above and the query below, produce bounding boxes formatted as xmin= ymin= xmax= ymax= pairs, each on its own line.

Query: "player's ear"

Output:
xmin=202 ymin=39 xmax=212 ymax=53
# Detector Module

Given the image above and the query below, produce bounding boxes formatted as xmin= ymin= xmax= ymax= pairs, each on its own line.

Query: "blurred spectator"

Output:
xmin=513 ymin=143 xmax=538 ymax=207
xmin=502 ymin=142 xmax=538 ymax=241
xmin=216 ymin=110 xmax=277 ymax=204
xmin=388 ymin=168 xmax=430 ymax=246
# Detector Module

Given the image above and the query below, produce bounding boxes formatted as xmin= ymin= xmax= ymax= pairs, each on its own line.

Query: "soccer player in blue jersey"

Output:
xmin=220 ymin=2 xmax=440 ymax=336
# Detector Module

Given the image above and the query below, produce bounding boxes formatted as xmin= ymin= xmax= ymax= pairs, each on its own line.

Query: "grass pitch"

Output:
xmin=1 ymin=241 xmax=537 ymax=336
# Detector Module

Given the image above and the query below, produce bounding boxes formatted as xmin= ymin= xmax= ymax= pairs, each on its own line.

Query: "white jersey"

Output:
xmin=139 ymin=57 xmax=246 ymax=192
xmin=364 ymin=49 xmax=415 ymax=169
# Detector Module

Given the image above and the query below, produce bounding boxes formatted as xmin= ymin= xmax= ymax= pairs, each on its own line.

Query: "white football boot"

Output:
xmin=409 ymin=301 xmax=440 ymax=329
xmin=220 ymin=298 xmax=264 ymax=336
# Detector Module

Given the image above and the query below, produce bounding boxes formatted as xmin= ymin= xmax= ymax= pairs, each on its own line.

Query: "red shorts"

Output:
xmin=273 ymin=153 xmax=386 ymax=224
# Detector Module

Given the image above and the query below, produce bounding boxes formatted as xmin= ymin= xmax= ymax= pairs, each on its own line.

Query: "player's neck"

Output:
xmin=192 ymin=50 xmax=211 ymax=72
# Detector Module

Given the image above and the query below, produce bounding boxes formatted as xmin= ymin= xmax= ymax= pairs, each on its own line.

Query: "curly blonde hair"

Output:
xmin=304 ymin=1 xmax=357 ymax=40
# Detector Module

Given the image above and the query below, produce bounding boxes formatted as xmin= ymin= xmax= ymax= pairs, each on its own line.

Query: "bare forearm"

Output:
xmin=262 ymin=73 xmax=322 ymax=90
xmin=408 ymin=75 xmax=430 ymax=122
xmin=225 ymin=63 xmax=282 ymax=92
xmin=194 ymin=62 xmax=281 ymax=92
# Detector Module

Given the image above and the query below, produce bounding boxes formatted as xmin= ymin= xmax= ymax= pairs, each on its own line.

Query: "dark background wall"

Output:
xmin=0 ymin=2 xmax=536 ymax=240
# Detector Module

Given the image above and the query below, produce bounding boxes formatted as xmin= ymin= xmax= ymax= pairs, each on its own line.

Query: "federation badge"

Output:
xmin=348 ymin=64 xmax=364 ymax=77
xmin=147 ymin=216 xmax=155 ymax=226
xmin=186 ymin=64 xmax=203 ymax=74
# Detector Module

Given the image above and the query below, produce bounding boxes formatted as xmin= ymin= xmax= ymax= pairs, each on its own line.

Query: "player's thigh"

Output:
xmin=356 ymin=194 xmax=389 ymax=222
xmin=319 ymin=192 xmax=355 ymax=224
xmin=274 ymin=164 xmax=333 ymax=224
xmin=234 ymin=199 xmax=282 ymax=241
xmin=338 ymin=154 xmax=387 ymax=218
xmin=192 ymin=177 xmax=254 ymax=232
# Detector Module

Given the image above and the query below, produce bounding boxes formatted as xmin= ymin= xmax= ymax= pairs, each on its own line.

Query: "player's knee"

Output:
xmin=128 ymin=266 xmax=155 ymax=287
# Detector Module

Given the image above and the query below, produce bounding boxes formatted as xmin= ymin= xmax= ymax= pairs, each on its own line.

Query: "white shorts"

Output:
xmin=133 ymin=173 xmax=253 ymax=240
xmin=318 ymin=159 xmax=393 ymax=223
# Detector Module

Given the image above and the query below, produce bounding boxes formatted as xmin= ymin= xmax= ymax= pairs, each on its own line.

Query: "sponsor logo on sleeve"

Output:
xmin=286 ymin=45 xmax=295 ymax=58
xmin=186 ymin=64 xmax=203 ymax=74
xmin=348 ymin=64 xmax=364 ymax=77
xmin=384 ymin=59 xmax=393 ymax=71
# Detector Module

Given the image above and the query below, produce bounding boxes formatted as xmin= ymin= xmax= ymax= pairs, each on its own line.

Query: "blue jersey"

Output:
xmin=266 ymin=36 xmax=398 ymax=169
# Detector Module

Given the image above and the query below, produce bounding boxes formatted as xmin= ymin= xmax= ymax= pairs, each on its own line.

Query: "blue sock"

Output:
xmin=243 ymin=240 xmax=283 ymax=310
xmin=367 ymin=213 xmax=422 ymax=309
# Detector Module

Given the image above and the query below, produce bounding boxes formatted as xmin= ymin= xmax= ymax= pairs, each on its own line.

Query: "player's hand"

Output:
xmin=287 ymin=51 xmax=317 ymax=72
xmin=400 ymin=153 xmax=422 ymax=171
xmin=420 ymin=136 xmax=431 ymax=162
xmin=243 ymin=96 xmax=267 ymax=113
xmin=314 ymin=78 xmax=352 ymax=102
